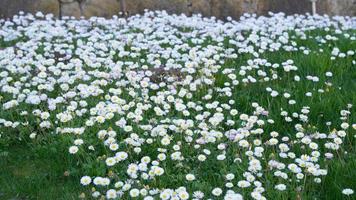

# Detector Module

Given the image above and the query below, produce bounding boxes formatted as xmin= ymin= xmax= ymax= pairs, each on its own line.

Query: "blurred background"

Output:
xmin=0 ymin=0 xmax=355 ymax=19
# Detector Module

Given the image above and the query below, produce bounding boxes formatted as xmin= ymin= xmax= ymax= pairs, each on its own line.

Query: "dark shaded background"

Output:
xmin=0 ymin=0 xmax=355 ymax=20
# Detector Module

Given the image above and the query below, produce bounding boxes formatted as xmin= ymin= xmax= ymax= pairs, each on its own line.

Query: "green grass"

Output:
xmin=1 ymin=49 xmax=355 ymax=199
xmin=318 ymin=152 xmax=356 ymax=200
xmin=0 ymin=18 xmax=355 ymax=199
xmin=0 ymin=140 xmax=83 ymax=200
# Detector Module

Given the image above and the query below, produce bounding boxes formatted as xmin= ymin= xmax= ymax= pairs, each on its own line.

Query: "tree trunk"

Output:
xmin=209 ymin=0 xmax=215 ymax=17
xmin=187 ymin=0 xmax=193 ymax=16
xmin=58 ymin=0 xmax=62 ymax=19
xmin=77 ymin=0 xmax=86 ymax=17
xmin=119 ymin=0 xmax=128 ymax=17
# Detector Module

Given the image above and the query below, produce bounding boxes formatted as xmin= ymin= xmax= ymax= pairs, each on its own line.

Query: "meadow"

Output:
xmin=0 ymin=11 xmax=355 ymax=200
